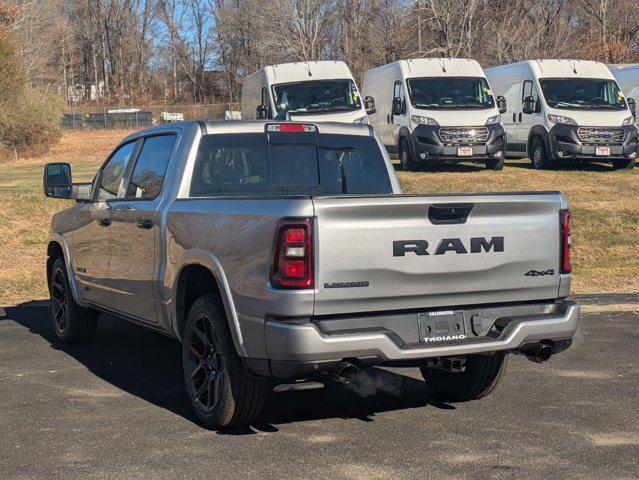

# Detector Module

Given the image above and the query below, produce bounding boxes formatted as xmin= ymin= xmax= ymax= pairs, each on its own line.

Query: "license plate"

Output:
xmin=457 ymin=147 xmax=473 ymax=157
xmin=418 ymin=311 xmax=466 ymax=343
xmin=595 ymin=146 xmax=610 ymax=156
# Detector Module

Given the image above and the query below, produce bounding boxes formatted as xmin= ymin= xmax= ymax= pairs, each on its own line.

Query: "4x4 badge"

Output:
xmin=524 ymin=269 xmax=555 ymax=277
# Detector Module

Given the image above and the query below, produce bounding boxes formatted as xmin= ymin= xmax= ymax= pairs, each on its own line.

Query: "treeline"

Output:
xmin=3 ymin=0 xmax=639 ymax=106
xmin=0 ymin=8 xmax=64 ymax=156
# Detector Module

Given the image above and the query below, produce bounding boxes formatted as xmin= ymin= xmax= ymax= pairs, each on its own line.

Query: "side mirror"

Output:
xmin=364 ymin=96 xmax=376 ymax=115
xmin=522 ymin=96 xmax=537 ymax=115
xmin=43 ymin=163 xmax=72 ymax=199
xmin=496 ymin=95 xmax=507 ymax=114
xmin=391 ymin=97 xmax=403 ymax=116
xmin=256 ymin=104 xmax=268 ymax=120
xmin=628 ymin=98 xmax=636 ymax=119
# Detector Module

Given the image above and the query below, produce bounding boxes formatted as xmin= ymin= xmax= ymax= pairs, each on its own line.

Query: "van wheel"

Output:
xmin=420 ymin=353 xmax=508 ymax=402
xmin=48 ymin=256 xmax=97 ymax=343
xmin=485 ymin=157 xmax=504 ymax=170
xmin=612 ymin=158 xmax=636 ymax=170
xmin=182 ymin=294 xmax=270 ymax=429
xmin=399 ymin=137 xmax=419 ymax=171
xmin=531 ymin=137 xmax=554 ymax=170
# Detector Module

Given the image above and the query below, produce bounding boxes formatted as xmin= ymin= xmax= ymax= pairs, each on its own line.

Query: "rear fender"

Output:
xmin=172 ymin=249 xmax=246 ymax=356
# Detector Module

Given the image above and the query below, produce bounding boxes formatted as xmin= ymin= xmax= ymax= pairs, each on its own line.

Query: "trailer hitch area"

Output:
xmin=423 ymin=357 xmax=467 ymax=373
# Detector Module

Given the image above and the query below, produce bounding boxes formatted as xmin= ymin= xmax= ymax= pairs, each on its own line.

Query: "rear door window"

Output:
xmin=125 ymin=134 xmax=176 ymax=199
xmin=189 ymin=132 xmax=391 ymax=197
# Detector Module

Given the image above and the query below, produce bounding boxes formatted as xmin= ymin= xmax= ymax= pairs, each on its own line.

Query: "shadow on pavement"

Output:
xmin=1 ymin=301 xmax=451 ymax=433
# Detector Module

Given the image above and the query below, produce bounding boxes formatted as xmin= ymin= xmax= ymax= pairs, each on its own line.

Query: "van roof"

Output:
xmin=247 ymin=61 xmax=355 ymax=83
xmin=367 ymin=58 xmax=486 ymax=78
xmin=488 ymin=59 xmax=615 ymax=80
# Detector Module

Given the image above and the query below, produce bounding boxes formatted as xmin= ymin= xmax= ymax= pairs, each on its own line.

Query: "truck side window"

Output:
xmin=96 ymin=141 xmax=138 ymax=202
xmin=124 ymin=134 xmax=176 ymax=199
xmin=522 ymin=79 xmax=539 ymax=104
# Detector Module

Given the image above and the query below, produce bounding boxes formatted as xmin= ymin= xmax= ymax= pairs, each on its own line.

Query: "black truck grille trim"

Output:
xmin=439 ymin=127 xmax=489 ymax=145
xmin=577 ymin=127 xmax=624 ymax=145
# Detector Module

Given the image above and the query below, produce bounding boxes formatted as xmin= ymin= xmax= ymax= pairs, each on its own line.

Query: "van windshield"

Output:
xmin=272 ymin=80 xmax=362 ymax=115
xmin=539 ymin=78 xmax=627 ymax=110
xmin=406 ymin=77 xmax=495 ymax=109
xmin=189 ymin=133 xmax=392 ymax=197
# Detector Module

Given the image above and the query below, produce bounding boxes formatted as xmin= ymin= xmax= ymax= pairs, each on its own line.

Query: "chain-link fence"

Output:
xmin=61 ymin=103 xmax=241 ymax=130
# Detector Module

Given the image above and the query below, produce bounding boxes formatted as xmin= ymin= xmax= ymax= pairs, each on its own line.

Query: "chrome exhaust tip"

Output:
xmin=331 ymin=361 xmax=360 ymax=384
xmin=520 ymin=343 xmax=553 ymax=364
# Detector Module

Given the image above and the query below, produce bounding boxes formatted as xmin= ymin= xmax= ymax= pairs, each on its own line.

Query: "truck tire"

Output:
xmin=485 ymin=157 xmax=504 ymax=171
xmin=611 ymin=158 xmax=636 ymax=170
xmin=530 ymin=137 xmax=554 ymax=170
xmin=48 ymin=256 xmax=97 ymax=343
xmin=399 ymin=137 xmax=419 ymax=171
xmin=420 ymin=353 xmax=508 ymax=402
xmin=182 ymin=294 xmax=270 ymax=429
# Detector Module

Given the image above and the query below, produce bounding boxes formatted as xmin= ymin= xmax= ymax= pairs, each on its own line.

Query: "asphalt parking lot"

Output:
xmin=1 ymin=298 xmax=638 ymax=480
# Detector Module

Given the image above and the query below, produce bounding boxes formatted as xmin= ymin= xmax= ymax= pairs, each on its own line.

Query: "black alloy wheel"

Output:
xmin=185 ymin=312 xmax=224 ymax=414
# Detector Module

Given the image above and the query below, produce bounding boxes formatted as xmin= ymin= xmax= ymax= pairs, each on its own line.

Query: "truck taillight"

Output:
xmin=561 ymin=210 xmax=572 ymax=274
xmin=270 ymin=219 xmax=313 ymax=289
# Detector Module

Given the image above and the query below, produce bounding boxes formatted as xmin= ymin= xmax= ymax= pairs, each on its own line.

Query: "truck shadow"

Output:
xmin=2 ymin=301 xmax=452 ymax=433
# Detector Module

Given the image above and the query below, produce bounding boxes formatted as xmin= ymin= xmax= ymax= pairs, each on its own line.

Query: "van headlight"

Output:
xmin=485 ymin=114 xmax=501 ymax=125
xmin=622 ymin=116 xmax=634 ymax=126
xmin=353 ymin=115 xmax=369 ymax=124
xmin=410 ymin=115 xmax=438 ymax=126
xmin=547 ymin=114 xmax=577 ymax=125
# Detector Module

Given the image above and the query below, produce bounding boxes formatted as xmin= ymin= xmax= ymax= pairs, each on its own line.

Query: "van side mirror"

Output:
xmin=522 ymin=96 xmax=537 ymax=115
xmin=364 ymin=96 xmax=376 ymax=115
xmin=256 ymin=104 xmax=268 ymax=120
xmin=496 ymin=95 xmax=507 ymax=114
xmin=628 ymin=98 xmax=636 ymax=119
xmin=391 ymin=97 xmax=403 ymax=116
xmin=44 ymin=163 xmax=72 ymax=199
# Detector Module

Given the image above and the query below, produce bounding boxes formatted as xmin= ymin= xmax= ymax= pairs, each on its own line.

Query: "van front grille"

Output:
xmin=577 ymin=127 xmax=624 ymax=145
xmin=439 ymin=127 xmax=489 ymax=145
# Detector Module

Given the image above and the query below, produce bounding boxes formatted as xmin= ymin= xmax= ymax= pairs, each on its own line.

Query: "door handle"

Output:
xmin=512 ymin=112 xmax=516 ymax=123
xmin=97 ymin=217 xmax=111 ymax=227
xmin=518 ymin=112 xmax=522 ymax=122
xmin=136 ymin=218 xmax=154 ymax=229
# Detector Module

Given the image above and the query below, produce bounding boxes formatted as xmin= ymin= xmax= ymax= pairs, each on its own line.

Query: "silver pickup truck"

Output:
xmin=43 ymin=120 xmax=580 ymax=429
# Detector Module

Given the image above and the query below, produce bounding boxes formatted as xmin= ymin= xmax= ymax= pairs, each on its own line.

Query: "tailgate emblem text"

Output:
xmin=393 ymin=237 xmax=504 ymax=256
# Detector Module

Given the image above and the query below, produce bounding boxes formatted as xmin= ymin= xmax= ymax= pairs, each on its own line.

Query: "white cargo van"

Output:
xmin=241 ymin=61 xmax=373 ymax=123
xmin=610 ymin=64 xmax=639 ymax=126
xmin=485 ymin=60 xmax=638 ymax=169
xmin=362 ymin=58 xmax=507 ymax=170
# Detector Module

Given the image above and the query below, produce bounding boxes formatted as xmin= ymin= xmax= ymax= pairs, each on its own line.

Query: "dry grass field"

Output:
xmin=0 ymin=130 xmax=637 ymax=305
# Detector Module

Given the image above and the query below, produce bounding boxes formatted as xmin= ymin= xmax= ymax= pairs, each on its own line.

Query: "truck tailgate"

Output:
xmin=312 ymin=193 xmax=564 ymax=316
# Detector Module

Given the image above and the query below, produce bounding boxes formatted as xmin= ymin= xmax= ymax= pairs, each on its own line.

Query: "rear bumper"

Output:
xmin=410 ymin=123 xmax=505 ymax=162
xmin=261 ymin=300 xmax=579 ymax=377
xmin=548 ymin=124 xmax=638 ymax=160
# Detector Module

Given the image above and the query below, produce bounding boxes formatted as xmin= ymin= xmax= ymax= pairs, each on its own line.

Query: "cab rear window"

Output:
xmin=189 ymin=133 xmax=392 ymax=197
